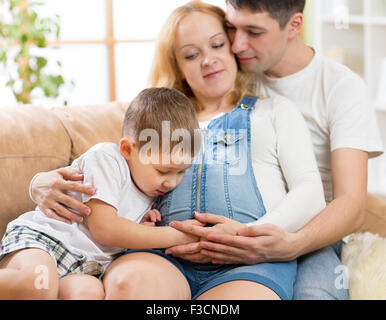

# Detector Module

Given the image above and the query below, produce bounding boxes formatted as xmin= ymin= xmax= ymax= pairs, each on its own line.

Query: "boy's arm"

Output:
xmin=86 ymin=199 xmax=198 ymax=249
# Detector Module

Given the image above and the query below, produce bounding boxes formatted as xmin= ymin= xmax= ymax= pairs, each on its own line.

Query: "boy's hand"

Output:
xmin=171 ymin=219 xmax=206 ymax=245
xmin=170 ymin=212 xmax=245 ymax=240
xmin=140 ymin=209 xmax=161 ymax=226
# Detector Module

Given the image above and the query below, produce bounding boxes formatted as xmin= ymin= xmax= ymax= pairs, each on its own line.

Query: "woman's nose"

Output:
xmin=201 ymin=54 xmax=216 ymax=67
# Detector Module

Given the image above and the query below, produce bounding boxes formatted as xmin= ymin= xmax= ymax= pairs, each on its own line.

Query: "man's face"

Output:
xmin=225 ymin=3 xmax=289 ymax=75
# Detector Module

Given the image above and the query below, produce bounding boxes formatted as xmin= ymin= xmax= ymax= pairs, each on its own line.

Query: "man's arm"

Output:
xmin=291 ymin=148 xmax=368 ymax=256
xmin=169 ymin=148 xmax=368 ymax=264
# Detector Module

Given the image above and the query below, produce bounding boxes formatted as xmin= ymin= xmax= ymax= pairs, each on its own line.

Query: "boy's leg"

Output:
xmin=0 ymin=248 xmax=59 ymax=299
xmin=293 ymin=242 xmax=349 ymax=300
xmin=103 ymin=252 xmax=191 ymax=300
xmin=59 ymin=274 xmax=105 ymax=300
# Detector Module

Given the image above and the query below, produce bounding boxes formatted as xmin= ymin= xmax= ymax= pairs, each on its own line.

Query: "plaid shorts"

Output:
xmin=0 ymin=226 xmax=105 ymax=279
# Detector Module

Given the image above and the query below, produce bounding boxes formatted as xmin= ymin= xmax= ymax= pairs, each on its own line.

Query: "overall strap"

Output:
xmin=237 ymin=95 xmax=259 ymax=111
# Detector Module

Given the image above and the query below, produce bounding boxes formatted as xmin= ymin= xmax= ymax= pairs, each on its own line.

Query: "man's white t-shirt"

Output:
xmin=8 ymin=143 xmax=153 ymax=268
xmin=255 ymin=52 xmax=384 ymax=203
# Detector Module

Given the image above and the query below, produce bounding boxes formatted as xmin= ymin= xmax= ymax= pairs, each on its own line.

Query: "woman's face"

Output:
xmin=174 ymin=12 xmax=238 ymax=104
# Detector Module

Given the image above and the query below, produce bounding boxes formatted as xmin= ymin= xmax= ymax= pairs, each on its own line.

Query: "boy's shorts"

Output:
xmin=0 ymin=225 xmax=105 ymax=279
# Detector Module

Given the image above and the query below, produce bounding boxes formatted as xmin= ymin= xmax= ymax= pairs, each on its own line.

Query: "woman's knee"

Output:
xmin=104 ymin=252 xmax=190 ymax=300
xmin=196 ymin=280 xmax=281 ymax=300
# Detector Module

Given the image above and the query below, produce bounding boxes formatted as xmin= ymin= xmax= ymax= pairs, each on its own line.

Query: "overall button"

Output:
xmin=240 ymin=104 xmax=251 ymax=110
xmin=224 ymin=134 xmax=233 ymax=143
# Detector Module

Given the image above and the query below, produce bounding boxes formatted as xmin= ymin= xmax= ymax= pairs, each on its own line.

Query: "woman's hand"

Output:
xmin=168 ymin=213 xmax=302 ymax=265
xmin=166 ymin=212 xmax=245 ymax=263
xmin=31 ymin=168 xmax=95 ymax=224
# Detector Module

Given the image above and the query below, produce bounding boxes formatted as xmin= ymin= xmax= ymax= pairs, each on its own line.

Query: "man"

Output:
xmin=166 ymin=0 xmax=384 ymax=300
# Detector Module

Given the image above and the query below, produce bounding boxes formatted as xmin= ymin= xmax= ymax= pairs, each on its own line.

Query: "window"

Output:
xmin=0 ymin=0 xmax=225 ymax=107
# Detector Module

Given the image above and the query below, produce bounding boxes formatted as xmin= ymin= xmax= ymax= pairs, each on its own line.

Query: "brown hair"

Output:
xmin=123 ymin=87 xmax=201 ymax=157
xmin=149 ymin=0 xmax=253 ymax=113
xmin=227 ymin=0 xmax=306 ymax=29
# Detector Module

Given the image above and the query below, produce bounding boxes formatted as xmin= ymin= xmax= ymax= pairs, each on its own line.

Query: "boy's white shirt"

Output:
xmin=9 ymin=143 xmax=153 ymax=268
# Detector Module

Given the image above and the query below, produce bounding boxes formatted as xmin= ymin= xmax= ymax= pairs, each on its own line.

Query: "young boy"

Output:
xmin=0 ymin=87 xmax=201 ymax=300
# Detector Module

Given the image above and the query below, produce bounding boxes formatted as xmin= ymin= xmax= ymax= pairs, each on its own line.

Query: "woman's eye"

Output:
xmin=213 ymin=43 xmax=225 ymax=49
xmin=157 ymin=170 xmax=168 ymax=175
xmin=185 ymin=52 xmax=198 ymax=60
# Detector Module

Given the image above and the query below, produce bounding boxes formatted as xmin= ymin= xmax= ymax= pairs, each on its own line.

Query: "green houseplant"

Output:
xmin=0 ymin=0 xmax=68 ymax=104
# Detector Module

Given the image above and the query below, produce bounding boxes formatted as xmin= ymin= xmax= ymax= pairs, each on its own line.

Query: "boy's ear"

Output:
xmin=120 ymin=137 xmax=136 ymax=160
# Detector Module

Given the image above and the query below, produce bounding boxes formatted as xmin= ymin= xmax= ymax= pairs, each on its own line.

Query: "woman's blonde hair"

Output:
xmin=149 ymin=0 xmax=253 ymax=113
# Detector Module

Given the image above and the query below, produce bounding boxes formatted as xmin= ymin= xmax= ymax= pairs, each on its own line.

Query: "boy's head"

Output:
xmin=120 ymin=87 xmax=201 ymax=197
xmin=225 ymin=0 xmax=306 ymax=74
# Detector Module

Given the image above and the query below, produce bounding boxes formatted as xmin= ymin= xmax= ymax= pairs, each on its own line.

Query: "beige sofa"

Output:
xmin=1 ymin=103 xmax=386 ymax=299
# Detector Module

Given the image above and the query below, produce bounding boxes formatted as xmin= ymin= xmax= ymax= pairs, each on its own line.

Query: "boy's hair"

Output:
xmin=227 ymin=0 xmax=306 ymax=29
xmin=122 ymin=87 xmax=201 ymax=157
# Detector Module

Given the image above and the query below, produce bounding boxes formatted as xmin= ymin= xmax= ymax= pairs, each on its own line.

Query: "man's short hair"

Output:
xmin=123 ymin=87 xmax=201 ymax=157
xmin=227 ymin=0 xmax=306 ymax=29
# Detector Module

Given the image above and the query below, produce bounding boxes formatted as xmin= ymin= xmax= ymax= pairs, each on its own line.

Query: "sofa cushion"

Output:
xmin=52 ymin=102 xmax=128 ymax=162
xmin=0 ymin=105 xmax=71 ymax=237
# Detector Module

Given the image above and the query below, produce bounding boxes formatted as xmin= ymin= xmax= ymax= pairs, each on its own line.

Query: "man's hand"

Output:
xmin=140 ymin=209 xmax=161 ymax=226
xmin=199 ymin=223 xmax=301 ymax=265
xmin=31 ymin=168 xmax=95 ymax=224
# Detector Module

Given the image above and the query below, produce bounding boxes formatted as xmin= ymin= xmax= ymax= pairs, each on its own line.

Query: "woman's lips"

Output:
xmin=156 ymin=190 xmax=166 ymax=195
xmin=204 ymin=70 xmax=224 ymax=79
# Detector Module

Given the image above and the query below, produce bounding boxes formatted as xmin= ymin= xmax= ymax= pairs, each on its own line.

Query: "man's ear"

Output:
xmin=120 ymin=137 xmax=136 ymax=160
xmin=287 ymin=12 xmax=304 ymax=39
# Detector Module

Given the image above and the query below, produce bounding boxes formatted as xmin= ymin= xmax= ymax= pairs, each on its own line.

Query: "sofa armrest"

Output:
xmin=0 ymin=105 xmax=72 ymax=237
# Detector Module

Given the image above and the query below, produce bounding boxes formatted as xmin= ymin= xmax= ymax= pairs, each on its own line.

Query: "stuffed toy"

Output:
xmin=342 ymin=232 xmax=386 ymax=300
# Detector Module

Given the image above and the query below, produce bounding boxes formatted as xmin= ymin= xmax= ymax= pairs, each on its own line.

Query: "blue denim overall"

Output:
xmin=153 ymin=95 xmax=297 ymax=300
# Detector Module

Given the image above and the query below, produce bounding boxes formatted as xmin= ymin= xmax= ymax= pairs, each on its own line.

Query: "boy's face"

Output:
xmin=225 ymin=4 xmax=290 ymax=75
xmin=120 ymin=138 xmax=192 ymax=197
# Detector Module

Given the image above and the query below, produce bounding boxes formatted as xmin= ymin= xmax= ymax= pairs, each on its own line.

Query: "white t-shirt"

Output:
xmin=200 ymin=95 xmax=326 ymax=233
xmin=254 ymin=52 xmax=384 ymax=203
xmin=8 ymin=143 xmax=153 ymax=268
